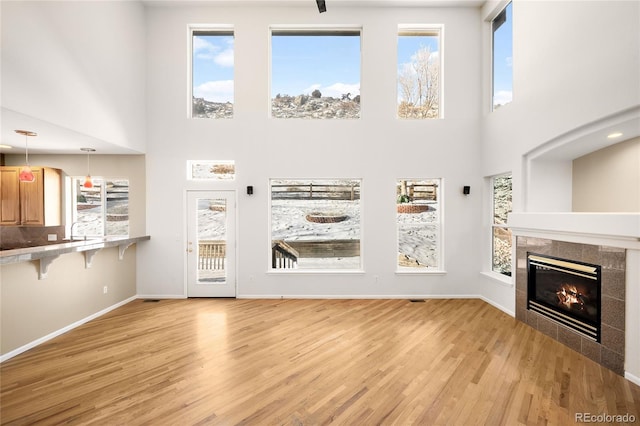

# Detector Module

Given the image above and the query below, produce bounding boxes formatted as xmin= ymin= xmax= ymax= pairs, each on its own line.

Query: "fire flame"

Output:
xmin=556 ymin=284 xmax=586 ymax=311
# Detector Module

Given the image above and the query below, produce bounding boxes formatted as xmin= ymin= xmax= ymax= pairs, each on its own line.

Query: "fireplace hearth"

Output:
xmin=527 ymin=253 xmax=601 ymax=342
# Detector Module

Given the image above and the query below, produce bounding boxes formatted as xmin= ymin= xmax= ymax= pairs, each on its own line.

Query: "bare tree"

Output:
xmin=398 ymin=46 xmax=439 ymax=119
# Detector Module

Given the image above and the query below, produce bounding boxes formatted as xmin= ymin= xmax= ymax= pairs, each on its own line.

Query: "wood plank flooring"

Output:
xmin=1 ymin=298 xmax=639 ymax=425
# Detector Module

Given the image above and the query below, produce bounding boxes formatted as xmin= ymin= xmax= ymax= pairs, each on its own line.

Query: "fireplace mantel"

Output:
xmin=508 ymin=212 xmax=640 ymax=249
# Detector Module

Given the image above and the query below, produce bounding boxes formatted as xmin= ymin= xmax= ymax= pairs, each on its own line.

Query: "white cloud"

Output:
xmin=301 ymin=83 xmax=360 ymax=98
xmin=302 ymin=84 xmax=322 ymax=94
xmin=493 ymin=90 xmax=512 ymax=107
xmin=194 ymin=80 xmax=234 ymax=103
xmin=193 ymin=36 xmax=233 ymax=67
xmin=193 ymin=36 xmax=219 ymax=59
xmin=214 ymin=48 xmax=234 ymax=67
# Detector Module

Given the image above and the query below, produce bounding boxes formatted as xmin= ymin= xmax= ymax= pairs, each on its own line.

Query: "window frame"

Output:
xmin=395 ymin=177 xmax=445 ymax=274
xmin=269 ymin=25 xmax=363 ymax=119
xmin=188 ymin=25 xmax=235 ymax=119
xmin=397 ymin=24 xmax=444 ymax=119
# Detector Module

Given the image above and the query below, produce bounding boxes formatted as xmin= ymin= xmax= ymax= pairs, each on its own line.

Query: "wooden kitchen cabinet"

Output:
xmin=0 ymin=166 xmax=62 ymax=226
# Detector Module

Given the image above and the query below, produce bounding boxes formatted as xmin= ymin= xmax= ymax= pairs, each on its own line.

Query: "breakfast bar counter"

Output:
xmin=0 ymin=236 xmax=150 ymax=279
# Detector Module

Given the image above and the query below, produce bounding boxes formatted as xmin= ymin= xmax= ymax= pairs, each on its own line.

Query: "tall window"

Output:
xmin=397 ymin=27 xmax=442 ymax=119
xmin=191 ymin=28 xmax=234 ymax=119
xmin=492 ymin=2 xmax=513 ymax=109
xmin=397 ymin=178 xmax=443 ymax=271
xmin=271 ymin=28 xmax=361 ymax=119
xmin=270 ymin=179 xmax=361 ymax=270
xmin=70 ymin=177 xmax=129 ymax=238
xmin=491 ymin=173 xmax=512 ymax=276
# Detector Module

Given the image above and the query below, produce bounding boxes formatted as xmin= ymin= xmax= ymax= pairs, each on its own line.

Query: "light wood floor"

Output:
xmin=1 ymin=298 xmax=639 ymax=425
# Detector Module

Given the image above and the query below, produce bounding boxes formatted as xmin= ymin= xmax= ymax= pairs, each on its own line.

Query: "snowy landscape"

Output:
xmin=195 ymin=193 xmax=440 ymax=270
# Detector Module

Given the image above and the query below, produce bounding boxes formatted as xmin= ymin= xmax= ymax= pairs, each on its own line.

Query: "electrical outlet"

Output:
xmin=47 ymin=234 xmax=57 ymax=241
xmin=103 ymin=286 xmax=108 ymax=294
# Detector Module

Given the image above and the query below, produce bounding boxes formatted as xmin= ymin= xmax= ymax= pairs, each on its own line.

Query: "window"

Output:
xmin=491 ymin=173 xmax=512 ymax=276
xmin=191 ymin=28 xmax=234 ymax=119
xmin=270 ymin=179 xmax=361 ymax=270
xmin=70 ymin=177 xmax=129 ymax=238
xmin=492 ymin=2 xmax=513 ymax=109
xmin=397 ymin=178 xmax=443 ymax=271
xmin=187 ymin=160 xmax=235 ymax=181
xmin=397 ymin=27 xmax=442 ymax=119
xmin=271 ymin=28 xmax=361 ymax=119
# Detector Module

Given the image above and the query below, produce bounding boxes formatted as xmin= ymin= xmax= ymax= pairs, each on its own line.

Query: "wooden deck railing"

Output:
xmin=199 ymin=240 xmax=226 ymax=270
xmin=271 ymin=183 xmax=360 ymax=201
xmin=397 ymin=182 xmax=438 ymax=201
xmin=272 ymin=240 xmax=299 ymax=269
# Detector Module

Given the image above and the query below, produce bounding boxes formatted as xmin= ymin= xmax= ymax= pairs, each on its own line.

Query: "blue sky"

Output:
xmin=493 ymin=2 xmax=513 ymax=107
xmin=192 ymin=34 xmax=234 ymax=103
xmin=192 ymin=21 xmax=512 ymax=106
xmin=271 ymin=35 xmax=361 ymax=98
xmin=397 ymin=34 xmax=439 ymax=103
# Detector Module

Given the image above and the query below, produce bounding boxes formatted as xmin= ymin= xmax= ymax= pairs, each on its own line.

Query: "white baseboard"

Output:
xmin=478 ymin=295 xmax=515 ymax=317
xmin=625 ymin=371 xmax=640 ymax=387
xmin=137 ymin=294 xmax=187 ymax=299
xmin=237 ymin=294 xmax=485 ymax=300
xmin=1 ymin=295 xmax=138 ymax=363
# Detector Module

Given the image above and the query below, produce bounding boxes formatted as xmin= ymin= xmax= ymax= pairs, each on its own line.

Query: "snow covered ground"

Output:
xmin=196 ymin=198 xmax=439 ymax=270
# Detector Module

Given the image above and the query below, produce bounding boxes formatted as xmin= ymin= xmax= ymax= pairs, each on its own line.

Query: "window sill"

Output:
xmin=395 ymin=269 xmax=447 ymax=276
xmin=267 ymin=269 xmax=365 ymax=275
xmin=480 ymin=271 xmax=514 ymax=287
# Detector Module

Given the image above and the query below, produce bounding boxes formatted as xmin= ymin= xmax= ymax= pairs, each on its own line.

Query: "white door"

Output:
xmin=186 ymin=191 xmax=236 ymax=297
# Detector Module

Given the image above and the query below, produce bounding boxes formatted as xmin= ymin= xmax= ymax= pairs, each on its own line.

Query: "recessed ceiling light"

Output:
xmin=0 ymin=144 xmax=12 ymax=149
xmin=607 ymin=132 xmax=623 ymax=139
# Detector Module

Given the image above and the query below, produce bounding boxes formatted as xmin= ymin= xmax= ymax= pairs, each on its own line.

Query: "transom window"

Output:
xmin=191 ymin=28 xmax=234 ymax=119
xmin=271 ymin=28 xmax=361 ymax=119
xmin=187 ymin=160 xmax=235 ymax=181
xmin=397 ymin=26 xmax=442 ymax=119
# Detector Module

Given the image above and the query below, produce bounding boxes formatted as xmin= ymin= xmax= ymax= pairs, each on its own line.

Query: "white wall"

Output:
xmin=139 ymin=4 xmax=484 ymax=298
xmin=573 ymin=137 xmax=640 ymax=212
xmin=1 ymin=1 xmax=146 ymax=153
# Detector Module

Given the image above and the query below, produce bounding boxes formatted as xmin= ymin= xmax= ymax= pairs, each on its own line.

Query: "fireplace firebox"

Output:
xmin=527 ymin=253 xmax=601 ymax=342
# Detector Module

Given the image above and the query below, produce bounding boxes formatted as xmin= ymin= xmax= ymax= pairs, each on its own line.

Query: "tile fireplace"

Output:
xmin=515 ymin=237 xmax=625 ymax=375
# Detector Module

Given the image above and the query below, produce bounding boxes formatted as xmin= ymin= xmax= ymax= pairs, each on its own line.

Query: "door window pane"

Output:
xmin=197 ymin=198 xmax=227 ymax=283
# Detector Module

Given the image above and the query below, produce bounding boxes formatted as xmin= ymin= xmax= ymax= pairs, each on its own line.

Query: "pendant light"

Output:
xmin=81 ymin=147 xmax=96 ymax=188
xmin=15 ymin=130 xmax=37 ymax=182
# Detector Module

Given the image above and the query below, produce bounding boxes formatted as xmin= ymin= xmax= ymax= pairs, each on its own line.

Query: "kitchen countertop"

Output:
xmin=0 ymin=236 xmax=150 ymax=265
